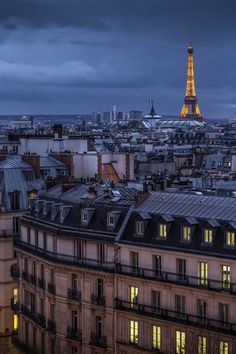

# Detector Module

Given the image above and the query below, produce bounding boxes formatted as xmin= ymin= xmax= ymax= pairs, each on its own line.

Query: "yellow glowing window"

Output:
xmin=13 ymin=314 xmax=18 ymax=331
xmin=183 ymin=226 xmax=191 ymax=241
xmin=152 ymin=325 xmax=161 ymax=350
xmin=204 ymin=229 xmax=212 ymax=244
xmin=129 ymin=287 xmax=138 ymax=307
xmin=198 ymin=336 xmax=207 ymax=354
xmin=159 ymin=224 xmax=167 ymax=238
xmin=176 ymin=330 xmax=186 ymax=354
xmin=226 ymin=231 xmax=235 ymax=247
xmin=13 ymin=288 xmax=18 ymax=303
xmin=220 ymin=341 xmax=229 ymax=354
xmin=129 ymin=320 xmax=138 ymax=344
xmin=221 ymin=265 xmax=230 ymax=289
xmin=29 ymin=191 xmax=37 ymax=199
xmin=198 ymin=262 xmax=208 ymax=286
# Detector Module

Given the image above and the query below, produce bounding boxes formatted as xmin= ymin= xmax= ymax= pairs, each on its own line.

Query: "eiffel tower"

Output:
xmin=180 ymin=42 xmax=203 ymax=120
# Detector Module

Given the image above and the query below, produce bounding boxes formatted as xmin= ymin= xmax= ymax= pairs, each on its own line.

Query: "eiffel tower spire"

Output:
xmin=180 ymin=42 xmax=203 ymax=120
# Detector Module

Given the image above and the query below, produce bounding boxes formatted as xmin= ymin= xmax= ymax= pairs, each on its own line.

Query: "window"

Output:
xmin=203 ymin=229 xmax=212 ymax=244
xmin=219 ymin=304 xmax=229 ymax=326
xmin=226 ymin=231 xmax=235 ymax=247
xmin=221 ymin=265 xmax=231 ymax=290
xmin=107 ymin=215 xmax=114 ymax=226
xmin=13 ymin=314 xmax=18 ymax=331
xmin=10 ymin=191 xmax=20 ymax=210
xmin=152 ymin=325 xmax=161 ymax=350
xmin=176 ymin=331 xmax=186 ymax=354
xmin=130 ymin=251 xmax=139 ymax=272
xmin=35 ymin=230 xmax=38 ymax=247
xmin=129 ymin=320 xmax=138 ymax=344
xmin=129 ymin=287 xmax=138 ymax=307
xmin=159 ymin=224 xmax=167 ymax=238
xmin=183 ymin=226 xmax=191 ymax=241
xmin=153 ymin=255 xmax=162 ymax=277
xmin=33 ymin=327 xmax=36 ymax=349
xmin=220 ymin=341 xmax=229 ymax=354
xmin=72 ymin=274 xmax=78 ymax=292
xmin=13 ymin=217 xmax=19 ymax=234
xmin=198 ymin=336 xmax=207 ymax=354
xmin=177 ymin=258 xmax=186 ymax=281
xmin=198 ymin=261 xmax=208 ymax=286
xmin=27 ymin=227 xmax=31 ymax=243
xmin=175 ymin=295 xmax=185 ymax=318
xmin=43 ymin=232 xmax=46 ymax=249
xmin=197 ymin=299 xmax=207 ymax=322
xmin=72 ymin=310 xmax=78 ymax=331
xmin=82 ymin=211 xmax=88 ymax=223
xmin=40 ymin=299 xmax=44 ymax=316
xmin=98 ymin=243 xmax=105 ymax=264
xmin=96 ymin=315 xmax=102 ymax=339
xmin=136 ymin=221 xmax=144 ymax=236
xmin=50 ymin=304 xmax=55 ymax=322
xmin=97 ymin=278 xmax=104 ymax=298
xmin=40 ymin=264 xmax=44 ymax=280
xmin=13 ymin=288 xmax=18 ymax=304
xmin=151 ymin=290 xmax=160 ymax=312
xmin=74 ymin=240 xmax=82 ymax=260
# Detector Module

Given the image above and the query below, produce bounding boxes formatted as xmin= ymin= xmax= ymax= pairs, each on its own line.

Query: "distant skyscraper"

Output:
xmin=180 ymin=43 xmax=203 ymax=120
xmin=129 ymin=110 xmax=143 ymax=120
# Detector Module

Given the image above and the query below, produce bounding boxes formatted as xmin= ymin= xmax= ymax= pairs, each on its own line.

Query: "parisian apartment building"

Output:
xmin=11 ymin=185 xmax=236 ymax=354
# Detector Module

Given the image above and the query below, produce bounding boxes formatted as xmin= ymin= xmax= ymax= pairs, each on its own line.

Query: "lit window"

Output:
xmin=204 ymin=229 xmax=212 ymax=244
xmin=159 ymin=224 xmax=167 ymax=238
xmin=198 ymin=336 xmax=207 ymax=354
xmin=226 ymin=231 xmax=235 ymax=247
xmin=129 ymin=287 xmax=138 ymax=307
xmin=13 ymin=314 xmax=18 ymax=331
xmin=176 ymin=330 xmax=186 ymax=354
xmin=129 ymin=320 xmax=138 ymax=344
xmin=221 ymin=265 xmax=231 ymax=290
xmin=183 ymin=226 xmax=191 ymax=241
xmin=136 ymin=221 xmax=144 ymax=236
xmin=220 ymin=341 xmax=229 ymax=354
xmin=13 ymin=288 xmax=18 ymax=304
xmin=152 ymin=325 xmax=161 ymax=350
xmin=198 ymin=262 xmax=208 ymax=286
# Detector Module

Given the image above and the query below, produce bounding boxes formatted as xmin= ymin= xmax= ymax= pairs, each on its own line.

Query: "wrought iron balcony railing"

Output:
xmin=67 ymin=289 xmax=81 ymax=301
xmin=90 ymin=333 xmax=107 ymax=348
xmin=47 ymin=283 xmax=56 ymax=295
xmin=29 ymin=274 xmax=37 ymax=285
xmin=91 ymin=294 xmax=105 ymax=306
xmin=115 ymin=298 xmax=236 ymax=335
xmin=38 ymin=277 xmax=45 ymax=290
xmin=10 ymin=263 xmax=20 ymax=279
xmin=36 ymin=312 xmax=46 ymax=328
xmin=67 ymin=326 xmax=82 ymax=341
xmin=116 ymin=263 xmax=236 ymax=295
xmin=47 ymin=319 xmax=56 ymax=333
xmin=21 ymin=304 xmax=36 ymax=322
xmin=12 ymin=335 xmax=37 ymax=354
xmin=11 ymin=297 xmax=20 ymax=312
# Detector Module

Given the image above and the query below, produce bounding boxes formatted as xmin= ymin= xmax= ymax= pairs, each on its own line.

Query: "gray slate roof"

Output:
xmin=135 ymin=191 xmax=236 ymax=222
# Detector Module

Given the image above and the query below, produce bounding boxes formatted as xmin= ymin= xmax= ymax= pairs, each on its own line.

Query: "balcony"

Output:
xmin=115 ymin=299 xmax=236 ymax=336
xmin=47 ymin=319 xmax=56 ymax=333
xmin=68 ymin=289 xmax=81 ymax=301
xmin=91 ymin=294 xmax=105 ymax=306
xmin=117 ymin=340 xmax=164 ymax=353
xmin=48 ymin=283 xmax=56 ymax=295
xmin=38 ymin=278 xmax=45 ymax=290
xmin=36 ymin=312 xmax=46 ymax=328
xmin=67 ymin=327 xmax=82 ymax=341
xmin=29 ymin=274 xmax=37 ymax=285
xmin=10 ymin=263 xmax=20 ymax=279
xmin=12 ymin=335 xmax=37 ymax=354
xmin=90 ymin=333 xmax=107 ymax=348
xmin=14 ymin=239 xmax=115 ymax=273
xmin=21 ymin=304 xmax=36 ymax=322
xmin=22 ymin=270 xmax=29 ymax=282
xmin=11 ymin=297 xmax=20 ymax=312
xmin=116 ymin=263 xmax=236 ymax=295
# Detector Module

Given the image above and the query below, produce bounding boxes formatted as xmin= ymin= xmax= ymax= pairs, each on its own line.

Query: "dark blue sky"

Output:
xmin=0 ymin=0 xmax=235 ymax=118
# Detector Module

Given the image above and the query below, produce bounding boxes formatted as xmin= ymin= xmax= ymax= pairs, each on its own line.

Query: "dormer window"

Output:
xmin=204 ymin=228 xmax=213 ymax=244
xmin=10 ymin=191 xmax=20 ymax=210
xmin=225 ymin=231 xmax=235 ymax=247
xmin=159 ymin=224 xmax=167 ymax=238
xmin=108 ymin=215 xmax=114 ymax=227
xmin=81 ymin=208 xmax=94 ymax=226
xmin=183 ymin=226 xmax=191 ymax=241
xmin=136 ymin=221 xmax=144 ymax=236
xmin=82 ymin=212 xmax=88 ymax=223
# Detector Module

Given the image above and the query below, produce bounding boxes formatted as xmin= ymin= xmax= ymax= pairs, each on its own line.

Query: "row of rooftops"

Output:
xmin=22 ymin=188 xmax=236 ymax=258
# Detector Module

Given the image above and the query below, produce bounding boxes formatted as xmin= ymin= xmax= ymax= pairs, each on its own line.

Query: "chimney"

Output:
xmin=50 ymin=154 xmax=73 ymax=177
xmin=22 ymin=154 xmax=40 ymax=178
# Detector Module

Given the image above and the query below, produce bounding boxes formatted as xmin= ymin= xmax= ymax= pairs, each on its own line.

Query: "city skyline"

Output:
xmin=0 ymin=0 xmax=235 ymax=117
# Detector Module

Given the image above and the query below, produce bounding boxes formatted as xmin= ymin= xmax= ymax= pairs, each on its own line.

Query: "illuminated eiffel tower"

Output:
xmin=180 ymin=42 xmax=203 ymax=120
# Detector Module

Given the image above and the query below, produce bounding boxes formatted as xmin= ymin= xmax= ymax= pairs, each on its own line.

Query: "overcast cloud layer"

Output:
xmin=0 ymin=0 xmax=235 ymax=117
